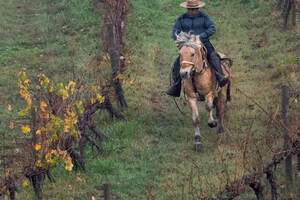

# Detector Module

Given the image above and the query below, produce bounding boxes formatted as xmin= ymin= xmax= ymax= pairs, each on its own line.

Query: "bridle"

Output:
xmin=180 ymin=46 xmax=208 ymax=76
xmin=180 ymin=46 xmax=209 ymax=96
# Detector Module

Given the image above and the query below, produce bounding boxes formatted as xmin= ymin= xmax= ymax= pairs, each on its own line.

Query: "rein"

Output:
xmin=169 ymin=63 xmax=186 ymax=116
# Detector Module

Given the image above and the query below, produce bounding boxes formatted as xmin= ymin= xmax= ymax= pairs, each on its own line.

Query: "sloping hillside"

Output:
xmin=0 ymin=0 xmax=299 ymax=199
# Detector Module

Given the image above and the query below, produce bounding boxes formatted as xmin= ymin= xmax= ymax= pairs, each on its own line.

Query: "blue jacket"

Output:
xmin=172 ymin=11 xmax=216 ymax=42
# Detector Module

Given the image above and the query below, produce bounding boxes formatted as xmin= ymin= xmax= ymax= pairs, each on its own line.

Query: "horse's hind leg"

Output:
xmin=206 ymin=92 xmax=217 ymax=128
xmin=187 ymin=97 xmax=202 ymax=152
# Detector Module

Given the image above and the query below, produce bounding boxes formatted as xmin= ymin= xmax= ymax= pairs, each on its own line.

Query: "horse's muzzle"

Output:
xmin=180 ymin=69 xmax=191 ymax=79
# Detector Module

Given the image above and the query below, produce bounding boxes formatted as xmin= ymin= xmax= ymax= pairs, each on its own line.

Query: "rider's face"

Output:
xmin=187 ymin=8 xmax=199 ymax=17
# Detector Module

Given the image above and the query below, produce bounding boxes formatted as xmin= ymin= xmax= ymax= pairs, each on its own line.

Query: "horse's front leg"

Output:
xmin=205 ymin=92 xmax=218 ymax=128
xmin=187 ymin=97 xmax=202 ymax=152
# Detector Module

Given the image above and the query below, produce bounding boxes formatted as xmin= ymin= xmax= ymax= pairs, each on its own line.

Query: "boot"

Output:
xmin=209 ymin=52 xmax=228 ymax=87
xmin=166 ymin=80 xmax=181 ymax=97
xmin=166 ymin=56 xmax=182 ymax=97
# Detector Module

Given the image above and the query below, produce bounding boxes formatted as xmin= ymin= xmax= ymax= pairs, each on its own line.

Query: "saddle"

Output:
xmin=217 ymin=52 xmax=232 ymax=80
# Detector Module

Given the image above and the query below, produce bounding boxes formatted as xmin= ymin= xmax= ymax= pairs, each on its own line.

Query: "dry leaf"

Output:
xmin=9 ymin=122 xmax=14 ymax=130
xmin=7 ymin=104 xmax=12 ymax=111
xmin=21 ymin=125 xmax=31 ymax=134
xmin=290 ymin=72 xmax=295 ymax=78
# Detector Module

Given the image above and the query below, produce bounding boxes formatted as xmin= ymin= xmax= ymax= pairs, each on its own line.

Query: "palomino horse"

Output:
xmin=176 ymin=32 xmax=232 ymax=151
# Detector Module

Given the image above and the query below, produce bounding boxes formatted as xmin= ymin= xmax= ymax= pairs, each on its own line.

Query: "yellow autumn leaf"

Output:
xmin=45 ymin=150 xmax=58 ymax=165
xmin=44 ymin=77 xmax=50 ymax=86
xmin=35 ymin=144 xmax=41 ymax=151
xmin=26 ymin=97 xmax=32 ymax=108
xmin=22 ymin=179 xmax=28 ymax=187
xmin=7 ymin=104 xmax=12 ymax=111
xmin=117 ymin=73 xmax=125 ymax=80
xmin=61 ymin=89 xmax=69 ymax=100
xmin=57 ymin=88 xmax=69 ymax=100
xmin=65 ymin=163 xmax=73 ymax=171
xmin=57 ymin=82 xmax=64 ymax=89
xmin=64 ymin=123 xmax=70 ymax=133
xmin=40 ymin=112 xmax=50 ymax=119
xmin=21 ymin=125 xmax=31 ymax=134
xmin=36 ymin=160 xmax=42 ymax=167
xmin=23 ymin=79 xmax=30 ymax=85
xmin=66 ymin=81 xmax=76 ymax=90
xmin=96 ymin=94 xmax=105 ymax=103
xmin=68 ymin=81 xmax=76 ymax=94
xmin=75 ymin=101 xmax=85 ymax=114
xmin=65 ymin=157 xmax=73 ymax=171
xmin=90 ymin=98 xmax=96 ymax=104
xmin=40 ymin=101 xmax=47 ymax=112
xmin=9 ymin=122 xmax=14 ymax=130
xmin=92 ymin=85 xmax=97 ymax=93
xmin=130 ymin=79 xmax=135 ymax=85
xmin=49 ymin=85 xmax=54 ymax=93
xmin=36 ymin=129 xmax=41 ymax=135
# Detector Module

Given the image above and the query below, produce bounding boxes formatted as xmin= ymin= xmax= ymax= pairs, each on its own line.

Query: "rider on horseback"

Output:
xmin=166 ymin=0 xmax=228 ymax=97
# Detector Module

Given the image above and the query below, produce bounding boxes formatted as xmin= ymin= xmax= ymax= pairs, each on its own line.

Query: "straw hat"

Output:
xmin=180 ymin=0 xmax=205 ymax=8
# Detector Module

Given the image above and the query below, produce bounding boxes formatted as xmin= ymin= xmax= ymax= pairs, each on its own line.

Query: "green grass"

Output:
xmin=0 ymin=0 xmax=300 ymax=199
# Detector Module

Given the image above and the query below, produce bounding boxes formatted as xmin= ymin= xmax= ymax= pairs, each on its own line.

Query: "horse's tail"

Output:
xmin=227 ymin=80 xmax=231 ymax=103
xmin=220 ymin=57 xmax=232 ymax=103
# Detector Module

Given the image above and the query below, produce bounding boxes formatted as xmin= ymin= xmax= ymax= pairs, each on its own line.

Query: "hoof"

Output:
xmin=198 ymin=95 xmax=205 ymax=102
xmin=208 ymin=120 xmax=217 ymax=128
xmin=193 ymin=143 xmax=202 ymax=152
xmin=218 ymin=126 xmax=225 ymax=134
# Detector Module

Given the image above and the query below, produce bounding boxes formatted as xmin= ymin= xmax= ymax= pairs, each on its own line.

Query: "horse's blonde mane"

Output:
xmin=175 ymin=32 xmax=203 ymax=50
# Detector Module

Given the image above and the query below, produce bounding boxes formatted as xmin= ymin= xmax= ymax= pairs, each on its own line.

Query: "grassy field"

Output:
xmin=0 ymin=0 xmax=299 ymax=199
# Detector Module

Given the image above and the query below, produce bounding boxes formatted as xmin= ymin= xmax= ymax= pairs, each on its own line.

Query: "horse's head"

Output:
xmin=175 ymin=32 xmax=207 ymax=79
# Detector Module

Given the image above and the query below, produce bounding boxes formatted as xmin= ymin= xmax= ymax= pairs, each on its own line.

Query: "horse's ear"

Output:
xmin=192 ymin=35 xmax=196 ymax=42
xmin=195 ymin=35 xmax=201 ymax=45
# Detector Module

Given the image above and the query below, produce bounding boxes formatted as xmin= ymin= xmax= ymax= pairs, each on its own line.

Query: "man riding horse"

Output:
xmin=166 ymin=0 xmax=228 ymax=97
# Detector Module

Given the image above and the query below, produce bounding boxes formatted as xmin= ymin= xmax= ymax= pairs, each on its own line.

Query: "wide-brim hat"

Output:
xmin=180 ymin=0 xmax=205 ymax=8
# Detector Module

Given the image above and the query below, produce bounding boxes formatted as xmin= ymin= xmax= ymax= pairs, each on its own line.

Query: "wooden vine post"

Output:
xmin=282 ymin=85 xmax=293 ymax=190
xmin=102 ymin=0 xmax=129 ymax=108
xmin=106 ymin=23 xmax=128 ymax=108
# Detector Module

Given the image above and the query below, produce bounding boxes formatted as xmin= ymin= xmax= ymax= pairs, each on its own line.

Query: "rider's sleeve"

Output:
xmin=172 ymin=17 xmax=182 ymax=41
xmin=199 ymin=14 xmax=216 ymax=40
